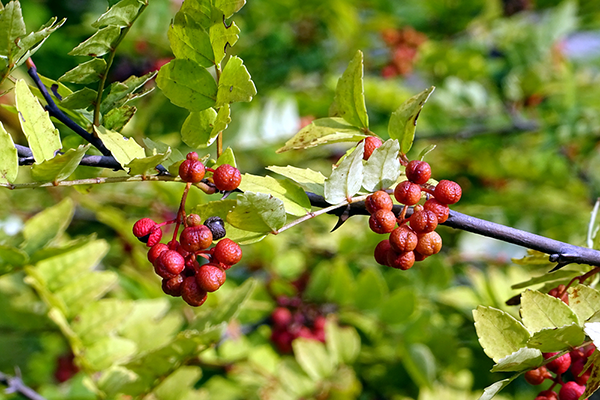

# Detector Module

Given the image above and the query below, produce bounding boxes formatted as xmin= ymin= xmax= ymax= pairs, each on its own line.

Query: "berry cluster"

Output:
xmin=524 ymin=344 xmax=595 ymax=400
xmin=380 ymin=26 xmax=427 ymax=78
xmin=368 ymin=159 xmax=462 ymax=270
xmin=132 ymin=152 xmax=243 ymax=306
xmin=270 ymin=296 xmax=327 ymax=353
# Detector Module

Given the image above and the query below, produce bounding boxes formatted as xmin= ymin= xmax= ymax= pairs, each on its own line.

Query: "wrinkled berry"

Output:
xmin=204 ymin=216 xmax=226 ymax=240
xmin=535 ymin=390 xmax=558 ymax=400
xmin=213 ymin=238 xmax=242 ymax=266
xmin=162 ymin=275 xmax=184 ymax=297
xmin=213 ymin=164 xmax=242 ymax=191
xmin=374 ymin=239 xmax=392 ymax=266
xmin=148 ymin=243 xmax=169 ymax=264
xmin=181 ymin=276 xmax=208 ymax=307
xmin=387 ymin=250 xmax=415 ymax=270
xmin=365 ymin=191 xmax=394 ymax=214
xmin=146 ymin=227 xmax=163 ymax=247
xmin=362 ymin=136 xmax=383 ymax=160
xmin=415 ymin=231 xmax=442 ymax=256
xmin=524 ymin=366 xmax=550 ymax=385
xmin=179 ymin=153 xmax=205 ymax=183
xmin=369 ymin=209 xmax=397 ymax=234
xmin=133 ymin=218 xmax=157 ymax=242
xmin=180 ymin=225 xmax=213 ymax=252
xmin=196 ymin=263 xmax=226 ymax=292
xmin=405 ymin=160 xmax=431 ymax=184
xmin=434 ymin=180 xmax=462 ymax=205
xmin=423 ymin=198 xmax=450 ymax=223
xmin=389 ymin=225 xmax=418 ymax=253
xmin=156 ymin=250 xmax=185 ymax=276
xmin=410 ymin=209 xmax=438 ymax=234
xmin=394 ymin=181 xmax=422 ymax=206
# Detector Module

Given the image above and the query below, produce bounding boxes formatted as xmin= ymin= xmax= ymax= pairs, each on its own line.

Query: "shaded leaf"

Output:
xmin=0 ymin=121 xmax=18 ymax=183
xmin=401 ymin=343 xmax=435 ymax=389
xmin=353 ymin=268 xmax=388 ymax=310
xmin=520 ymin=290 xmax=579 ymax=332
xmin=59 ymin=58 xmax=107 ymax=84
xmin=227 ymin=192 xmax=286 ymax=232
xmin=362 ymin=139 xmax=401 ymax=192
xmin=15 ymin=79 xmax=61 ymax=163
xmin=69 ymin=25 xmax=121 ymax=57
xmin=181 ymin=108 xmax=218 ymax=148
xmin=55 ymin=270 xmax=118 ymax=317
xmin=473 ymin=306 xmax=530 ymax=362
xmin=490 ymin=347 xmax=543 ymax=372
xmin=526 ymin=323 xmax=585 ymax=352
xmin=156 ymin=59 xmax=217 ymax=112
xmin=93 ymin=0 xmax=146 ymax=28
xmin=103 ymin=105 xmax=136 ymax=131
xmin=95 ymin=126 xmax=145 ymax=170
xmin=143 ymin=138 xmax=184 ymax=168
xmin=379 ymin=288 xmax=416 ymax=325
xmin=210 ymin=19 xmax=240 ymax=64
xmin=267 ymin=165 xmax=325 ymax=197
xmin=324 ymin=141 xmax=364 ymax=204
xmin=0 ymin=2 xmax=26 ymax=59
xmin=12 ymin=17 xmax=66 ymax=68
xmin=21 ymin=198 xmax=75 ymax=255
xmin=511 ymin=270 xmax=579 ymax=290
xmin=169 ymin=11 xmax=214 ymax=67
xmin=276 ymin=117 xmax=366 ymax=153
xmin=216 ymin=56 xmax=256 ymax=106
xmin=293 ymin=338 xmax=334 ymax=380
xmin=388 ymin=86 xmax=435 ymax=154
xmin=238 ymin=174 xmax=311 ymax=216
xmin=154 ymin=366 xmax=201 ymax=400
xmin=330 ymin=50 xmax=368 ymax=129
xmin=71 ymin=299 xmax=135 ymax=345
xmin=325 ymin=319 xmax=360 ymax=365
xmin=126 ymin=151 xmax=171 ymax=176
xmin=478 ymin=373 xmax=523 ymax=400
xmin=581 ymin=357 xmax=600 ymax=400
xmin=100 ymin=71 xmax=157 ymax=114
xmin=0 ymin=244 xmax=29 ymax=275
xmin=31 ymin=144 xmax=90 ymax=182
xmin=60 ymin=87 xmax=98 ymax=110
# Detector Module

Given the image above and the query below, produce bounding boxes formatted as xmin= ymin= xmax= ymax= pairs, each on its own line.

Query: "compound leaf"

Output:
xmin=520 ymin=290 xmax=579 ymax=332
xmin=59 ymin=58 xmax=107 ymax=84
xmin=168 ymin=11 xmax=214 ymax=67
xmin=473 ymin=306 xmax=530 ymax=363
xmin=238 ymin=174 xmax=311 ymax=216
xmin=95 ymin=126 xmax=145 ymax=170
xmin=93 ymin=0 xmax=146 ymax=28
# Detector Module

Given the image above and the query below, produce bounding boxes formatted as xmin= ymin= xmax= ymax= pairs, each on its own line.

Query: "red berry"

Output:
xmin=374 ymin=239 xmax=392 ymax=266
xmin=405 ymin=160 xmax=431 ymax=184
xmin=524 ymin=366 xmax=550 ymax=385
xmin=162 ymin=275 xmax=184 ymax=297
xmin=558 ymin=381 xmax=585 ymax=400
xmin=157 ymin=250 xmax=185 ymax=276
xmin=365 ymin=191 xmax=394 ymax=214
xmin=571 ymin=358 xmax=591 ymax=385
xmin=213 ymin=164 xmax=242 ymax=191
xmin=387 ymin=250 xmax=415 ymax=270
xmin=434 ymin=180 xmax=462 ymax=205
xmin=148 ymin=243 xmax=169 ymax=264
xmin=544 ymin=352 xmax=571 ymax=375
xmin=413 ymin=251 xmax=428 ymax=261
xmin=394 ymin=180 xmax=422 ymax=206
xmin=389 ymin=225 xmax=418 ymax=253
xmin=195 ymin=263 xmax=226 ymax=292
xmin=180 ymin=225 xmax=213 ymax=252
xmin=410 ymin=209 xmax=438 ymax=233
xmin=186 ymin=214 xmax=202 ymax=227
xmin=362 ymin=136 xmax=383 ymax=160
xmin=535 ymin=390 xmax=558 ymax=400
xmin=181 ymin=276 xmax=208 ymax=307
xmin=423 ymin=198 xmax=450 ymax=223
xmin=133 ymin=218 xmax=157 ymax=241
xmin=271 ymin=307 xmax=293 ymax=327
xmin=415 ymin=231 xmax=442 ymax=256
xmin=369 ymin=209 xmax=397 ymax=234
xmin=186 ymin=152 xmax=199 ymax=161
xmin=146 ymin=227 xmax=163 ymax=247
xmin=212 ymin=238 xmax=242 ymax=266
xmin=179 ymin=157 xmax=205 ymax=183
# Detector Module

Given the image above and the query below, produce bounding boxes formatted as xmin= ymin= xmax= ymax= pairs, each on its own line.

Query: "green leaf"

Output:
xmin=418 ymin=144 xmax=436 ymax=160
xmin=156 ymin=59 xmax=217 ymax=112
xmin=143 ymin=138 xmax=184 ymax=168
xmin=213 ymin=0 xmax=246 ymax=18
xmin=511 ymin=270 xmax=580 ymax=290
xmin=214 ymin=146 xmax=236 ymax=168
xmin=490 ymin=348 xmax=543 ymax=372
xmin=210 ymin=19 xmax=240 ymax=64
xmin=362 ymin=139 xmax=401 ymax=192
xmin=478 ymin=373 xmax=523 ymax=400
xmin=180 ymin=0 xmax=213 ymax=28
xmin=330 ymin=50 xmax=368 ymax=129
xmin=0 ymin=244 xmax=29 ymax=275
xmin=473 ymin=306 xmax=531 ymax=362
xmin=31 ymin=144 xmax=90 ymax=182
xmin=277 ymin=359 xmax=317 ymax=397
xmin=379 ymin=288 xmax=416 ymax=325
xmin=293 ymin=338 xmax=334 ymax=380
xmin=55 ymin=270 xmax=118 ymax=317
xmin=97 ymin=367 xmax=139 ymax=398
xmin=326 ymin=261 xmax=355 ymax=305
xmin=21 ymin=198 xmax=75 ymax=255
xmin=11 ymin=17 xmax=66 ymax=68
xmin=526 ymin=323 xmax=585 ymax=352
xmin=325 ymin=319 xmax=360 ymax=365
xmin=95 ymin=126 xmax=145 ymax=170
xmin=92 ymin=0 xmax=146 ymax=28
xmin=267 ymin=165 xmax=325 ymax=197
xmin=100 ymin=71 xmax=157 ymax=114
xmin=181 ymin=108 xmax=218 ymax=148
xmin=212 ymin=103 xmax=231 ymax=134
xmin=324 ymin=141 xmax=364 ymax=204
xmin=353 ymin=268 xmax=388 ymax=310
xmin=126 ymin=151 xmax=171 ymax=176
xmin=60 ymin=87 xmax=98 ymax=110
xmin=71 ymin=299 xmax=135 ymax=345
xmin=520 ymin=290 xmax=579 ymax=332
xmin=276 ymin=117 xmax=367 ymax=153
xmin=568 ymin=284 xmax=600 ymax=323
xmin=59 ymin=58 xmax=107 ymax=84
xmin=0 ymin=121 xmax=18 ymax=183
xmin=216 ymin=56 xmax=256 ymax=106
xmin=15 ymin=79 xmax=61 ymax=163
xmin=400 ymin=343 xmax=435 ymax=389
xmin=581 ymin=357 xmax=600 ymax=400
xmin=69 ymin=25 xmax=121 ymax=57
xmin=0 ymin=2 xmax=26 ymax=58
xmin=238 ymin=174 xmax=311 ymax=216
xmin=83 ymin=336 xmax=137 ymax=370
xmin=388 ymin=86 xmax=435 ymax=154
xmin=103 ymin=105 xmax=136 ymax=132
xmin=169 ymin=11 xmax=214 ymax=67
xmin=227 ymin=192 xmax=286 ymax=232
xmin=153 ymin=366 xmax=201 ymax=400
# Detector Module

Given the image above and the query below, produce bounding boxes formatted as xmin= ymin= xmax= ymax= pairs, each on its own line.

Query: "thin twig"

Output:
xmin=0 ymin=369 xmax=47 ymax=400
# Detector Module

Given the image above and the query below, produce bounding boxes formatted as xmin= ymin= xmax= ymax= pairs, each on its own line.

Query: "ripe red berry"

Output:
xmin=362 ymin=136 xmax=383 ymax=160
xmin=180 ymin=225 xmax=213 ymax=252
xmin=156 ymin=250 xmax=185 ymax=276
xmin=389 ymin=225 xmax=418 ymax=252
xmin=181 ymin=276 xmax=208 ymax=307
xmin=213 ymin=164 xmax=242 ymax=191
xmin=423 ymin=198 xmax=450 ymax=223
xmin=369 ymin=209 xmax=397 ymax=234
xmin=394 ymin=181 xmax=422 ymax=206
xmin=148 ymin=243 xmax=169 ymax=264
xmin=365 ymin=191 xmax=394 ymax=214
xmin=133 ymin=218 xmax=157 ymax=241
xmin=271 ymin=307 xmax=293 ymax=327
xmin=195 ymin=263 xmax=226 ymax=292
xmin=535 ymin=390 xmax=558 ymax=400
xmin=524 ymin=366 xmax=550 ymax=385
xmin=434 ymin=180 xmax=462 ymax=205
xmin=410 ymin=209 xmax=438 ymax=233
xmin=544 ymin=352 xmax=571 ymax=375
xmin=558 ymin=381 xmax=585 ymax=400
xmin=374 ymin=239 xmax=392 ymax=266
xmin=571 ymin=358 xmax=591 ymax=385
xmin=387 ymin=250 xmax=415 ymax=270
xmin=548 ymin=285 xmax=569 ymax=305
xmin=179 ymin=155 xmax=206 ymax=183
xmin=212 ymin=238 xmax=242 ymax=266
xmin=405 ymin=160 xmax=431 ymax=184
xmin=415 ymin=231 xmax=442 ymax=256
xmin=162 ymin=275 xmax=184 ymax=297
xmin=186 ymin=214 xmax=202 ymax=227
xmin=413 ymin=251 xmax=428 ymax=261
xmin=146 ymin=227 xmax=163 ymax=247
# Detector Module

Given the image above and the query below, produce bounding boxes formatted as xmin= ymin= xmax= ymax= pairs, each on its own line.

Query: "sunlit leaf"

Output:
xmin=213 ymin=0 xmax=246 ymax=18
xmin=69 ymin=25 xmax=121 ymax=57
xmin=168 ymin=11 xmax=214 ymax=67
xmin=100 ymin=71 xmax=157 ymax=114
xmin=210 ymin=19 xmax=240 ymax=64
xmin=520 ymin=290 xmax=579 ymax=332
xmin=568 ymin=284 xmax=600 ymax=323
xmin=0 ymin=121 xmax=18 ymax=183
xmin=238 ymin=174 xmax=311 ymax=216
xmin=526 ymin=323 xmax=585 ymax=352
xmin=478 ymin=373 xmax=523 ymax=400
xmin=93 ymin=0 xmax=146 ymax=28
xmin=156 ymin=59 xmax=217 ymax=112
xmin=388 ymin=86 xmax=435 ymax=154
xmin=276 ymin=117 xmax=366 ymax=153
xmin=362 ymin=139 xmax=401 ymax=192
xmin=227 ymin=192 xmax=286 ymax=232
xmin=267 ymin=165 xmax=325 ymax=197
xmin=126 ymin=151 xmax=171 ymax=176
xmin=293 ymin=338 xmax=334 ymax=380
xmin=490 ymin=347 xmax=542 ymax=372
xmin=473 ymin=306 xmax=530 ymax=362
xmin=181 ymin=108 xmax=217 ymax=148
xmin=324 ymin=141 xmax=364 ymax=204
xmin=330 ymin=50 xmax=368 ymax=129
xmin=95 ymin=126 xmax=145 ymax=170
xmin=215 ymin=56 xmax=256 ymax=106
xmin=31 ymin=144 xmax=90 ymax=182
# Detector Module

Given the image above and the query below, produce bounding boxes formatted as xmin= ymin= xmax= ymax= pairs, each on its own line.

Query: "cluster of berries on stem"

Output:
xmin=380 ymin=26 xmax=427 ymax=78
xmin=270 ymin=296 xmax=327 ymax=353
xmin=132 ymin=152 xmax=243 ymax=306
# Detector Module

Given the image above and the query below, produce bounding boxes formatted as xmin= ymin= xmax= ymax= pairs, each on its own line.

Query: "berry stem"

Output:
xmin=562 ymin=266 xmax=600 ymax=295
xmin=172 ymin=182 xmax=192 ymax=244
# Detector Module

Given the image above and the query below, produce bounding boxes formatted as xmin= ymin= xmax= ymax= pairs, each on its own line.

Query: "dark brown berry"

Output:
xmin=558 ymin=381 xmax=585 ymax=400
xmin=387 ymin=250 xmax=415 ymax=270
xmin=434 ymin=180 xmax=462 ymax=205
xmin=405 ymin=160 xmax=431 ymax=184
xmin=133 ymin=218 xmax=157 ymax=242
xmin=410 ymin=209 xmax=438 ymax=233
xmin=365 ymin=191 xmax=394 ymax=214
xmin=374 ymin=239 xmax=392 ymax=266
xmin=389 ymin=225 xmax=418 ymax=252
xmin=204 ymin=216 xmax=226 ymax=240
xmin=180 ymin=225 xmax=213 ymax=252
xmin=195 ymin=263 xmax=226 ymax=292
xmin=162 ymin=275 xmax=184 ymax=297
xmin=544 ymin=352 xmax=571 ymax=375
xmin=148 ymin=243 xmax=169 ymax=264
xmin=415 ymin=231 xmax=442 ymax=256
xmin=157 ymin=250 xmax=185 ymax=276
xmin=186 ymin=214 xmax=202 ymax=227
xmin=181 ymin=276 xmax=208 ymax=307
xmin=524 ymin=366 xmax=550 ymax=385
xmin=213 ymin=164 xmax=241 ymax=191
xmin=362 ymin=136 xmax=383 ymax=160
xmin=179 ymin=158 xmax=205 ymax=183
xmin=369 ymin=209 xmax=397 ymax=234
xmin=212 ymin=238 xmax=242 ymax=266
xmin=394 ymin=181 xmax=422 ymax=205
xmin=423 ymin=198 xmax=450 ymax=223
